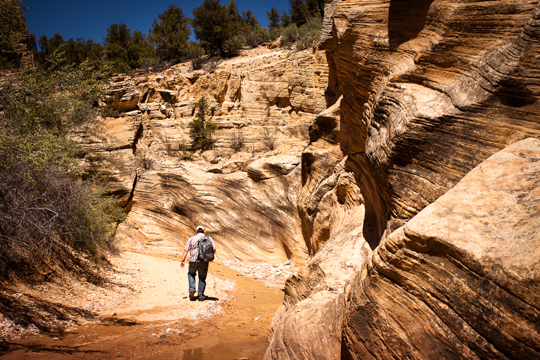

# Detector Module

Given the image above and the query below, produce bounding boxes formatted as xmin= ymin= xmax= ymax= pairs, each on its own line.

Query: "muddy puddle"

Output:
xmin=0 ymin=256 xmax=283 ymax=360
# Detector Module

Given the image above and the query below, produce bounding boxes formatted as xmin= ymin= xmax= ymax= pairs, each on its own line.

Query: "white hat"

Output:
xmin=196 ymin=225 xmax=204 ymax=232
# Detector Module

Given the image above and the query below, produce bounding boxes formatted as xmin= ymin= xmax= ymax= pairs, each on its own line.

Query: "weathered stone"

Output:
xmin=148 ymin=110 xmax=166 ymax=120
xmin=124 ymin=110 xmax=141 ymax=117
xmin=81 ymin=48 xmax=330 ymax=264
xmin=109 ymin=78 xmax=140 ymax=112
xmin=115 ymin=166 xmax=307 ymax=263
xmin=3 ymin=0 xmax=34 ymax=71
xmin=157 ymin=89 xmax=176 ymax=103
xmin=320 ymin=0 xmax=540 ymax=228
xmin=269 ymin=1 xmax=540 ymax=358
xmin=247 ymin=155 xmax=300 ymax=181
xmin=139 ymin=102 xmax=160 ymax=112
xmin=343 ymin=138 xmax=540 ymax=359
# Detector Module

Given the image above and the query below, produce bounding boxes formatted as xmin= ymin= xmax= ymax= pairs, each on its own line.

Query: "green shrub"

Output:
xmin=178 ymin=139 xmax=191 ymax=159
xmin=278 ymin=15 xmax=322 ymax=50
xmin=244 ymin=25 xmax=270 ymax=48
xmin=223 ymin=35 xmax=245 ymax=57
xmin=0 ymin=56 xmax=124 ymax=279
xmin=281 ymin=23 xmax=300 ymax=49
xmin=134 ymin=150 xmax=153 ymax=170
xmin=296 ymin=16 xmax=322 ymax=50
xmin=188 ymin=97 xmax=218 ymax=150
xmin=263 ymin=128 xmax=277 ymax=150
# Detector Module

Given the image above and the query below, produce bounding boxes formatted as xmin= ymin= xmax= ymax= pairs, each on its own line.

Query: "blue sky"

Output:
xmin=25 ymin=0 xmax=290 ymax=44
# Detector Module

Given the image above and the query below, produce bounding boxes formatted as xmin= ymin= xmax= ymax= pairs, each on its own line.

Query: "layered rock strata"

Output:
xmin=267 ymin=0 xmax=540 ymax=359
xmin=321 ymin=0 xmax=540 ymax=228
xmin=81 ymin=48 xmax=329 ymax=264
xmin=343 ymin=138 xmax=540 ymax=359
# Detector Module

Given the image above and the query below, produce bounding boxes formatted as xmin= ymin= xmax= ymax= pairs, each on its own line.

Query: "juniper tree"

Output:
xmin=188 ymin=97 xmax=218 ymax=149
xmin=148 ymin=4 xmax=191 ymax=62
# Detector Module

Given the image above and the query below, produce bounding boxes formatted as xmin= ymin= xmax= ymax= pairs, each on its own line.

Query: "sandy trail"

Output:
xmin=0 ymin=252 xmax=284 ymax=360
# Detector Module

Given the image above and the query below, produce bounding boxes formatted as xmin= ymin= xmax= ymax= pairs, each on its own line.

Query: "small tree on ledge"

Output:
xmin=188 ymin=96 xmax=218 ymax=150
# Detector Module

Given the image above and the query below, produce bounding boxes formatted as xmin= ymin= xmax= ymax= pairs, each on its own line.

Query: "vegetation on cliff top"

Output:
xmin=28 ymin=0 xmax=322 ymax=73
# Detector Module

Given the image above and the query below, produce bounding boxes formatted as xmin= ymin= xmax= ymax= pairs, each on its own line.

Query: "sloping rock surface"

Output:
xmin=79 ymin=48 xmax=329 ymax=264
xmin=343 ymin=138 xmax=540 ymax=359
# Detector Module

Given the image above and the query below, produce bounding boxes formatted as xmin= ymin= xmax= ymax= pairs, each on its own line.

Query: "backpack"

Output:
xmin=198 ymin=236 xmax=214 ymax=262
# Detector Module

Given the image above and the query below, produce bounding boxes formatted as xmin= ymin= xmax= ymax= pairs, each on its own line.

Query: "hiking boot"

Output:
xmin=198 ymin=295 xmax=206 ymax=301
xmin=189 ymin=292 xmax=197 ymax=301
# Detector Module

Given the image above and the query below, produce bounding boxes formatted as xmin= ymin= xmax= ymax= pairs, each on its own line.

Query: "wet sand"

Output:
xmin=0 ymin=254 xmax=283 ymax=360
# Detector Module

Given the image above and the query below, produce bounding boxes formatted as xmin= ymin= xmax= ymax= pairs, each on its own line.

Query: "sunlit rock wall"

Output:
xmin=266 ymin=0 xmax=540 ymax=359
xmin=78 ymin=49 xmax=329 ymax=264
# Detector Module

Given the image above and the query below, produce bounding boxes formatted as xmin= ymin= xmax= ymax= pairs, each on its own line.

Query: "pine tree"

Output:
xmin=148 ymin=4 xmax=191 ymax=62
xmin=192 ymin=0 xmax=246 ymax=57
xmin=103 ymin=23 xmax=155 ymax=72
xmin=267 ymin=8 xmax=281 ymax=31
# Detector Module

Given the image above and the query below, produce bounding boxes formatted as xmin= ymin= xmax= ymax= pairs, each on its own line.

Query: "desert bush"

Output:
xmin=263 ymin=128 xmax=277 ymax=150
xmin=295 ymin=16 xmax=322 ymax=50
xmin=222 ymin=35 xmax=245 ymax=57
xmin=280 ymin=23 xmax=300 ymax=48
xmin=0 ymin=159 xmax=122 ymax=262
xmin=191 ymin=57 xmax=207 ymax=70
xmin=244 ymin=25 xmax=270 ymax=48
xmin=278 ymin=15 xmax=322 ymax=50
xmin=134 ymin=150 xmax=153 ymax=170
xmin=0 ymin=56 xmax=124 ymax=279
xmin=178 ymin=139 xmax=191 ymax=160
xmin=230 ymin=130 xmax=245 ymax=153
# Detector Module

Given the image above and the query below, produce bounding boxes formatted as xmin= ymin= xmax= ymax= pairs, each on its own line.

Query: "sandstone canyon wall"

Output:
xmin=78 ymin=49 xmax=329 ymax=264
xmin=266 ymin=0 xmax=540 ymax=359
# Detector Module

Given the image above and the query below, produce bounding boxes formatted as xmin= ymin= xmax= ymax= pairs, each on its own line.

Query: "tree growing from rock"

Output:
xmin=188 ymin=97 xmax=218 ymax=149
xmin=148 ymin=4 xmax=191 ymax=62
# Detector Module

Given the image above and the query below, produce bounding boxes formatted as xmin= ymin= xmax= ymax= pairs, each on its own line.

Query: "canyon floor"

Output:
xmin=0 ymin=252 xmax=289 ymax=359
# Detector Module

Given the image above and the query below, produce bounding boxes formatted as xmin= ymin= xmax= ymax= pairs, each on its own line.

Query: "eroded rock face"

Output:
xmin=268 ymin=1 xmax=540 ymax=358
xmin=81 ymin=48 xmax=329 ymax=264
xmin=343 ymin=138 xmax=540 ymax=359
xmin=247 ymin=155 xmax=300 ymax=181
xmin=108 ymin=77 xmax=140 ymax=112
xmin=321 ymin=0 xmax=540 ymax=227
xmin=116 ymin=165 xmax=306 ymax=263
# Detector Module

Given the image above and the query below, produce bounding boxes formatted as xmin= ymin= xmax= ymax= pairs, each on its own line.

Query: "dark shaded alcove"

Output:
xmin=388 ymin=0 xmax=435 ymax=49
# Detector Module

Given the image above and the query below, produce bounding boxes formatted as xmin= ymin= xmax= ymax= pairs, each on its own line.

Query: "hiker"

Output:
xmin=180 ymin=226 xmax=216 ymax=301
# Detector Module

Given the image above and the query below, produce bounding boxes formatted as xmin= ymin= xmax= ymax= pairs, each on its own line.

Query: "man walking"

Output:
xmin=180 ymin=226 xmax=216 ymax=301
